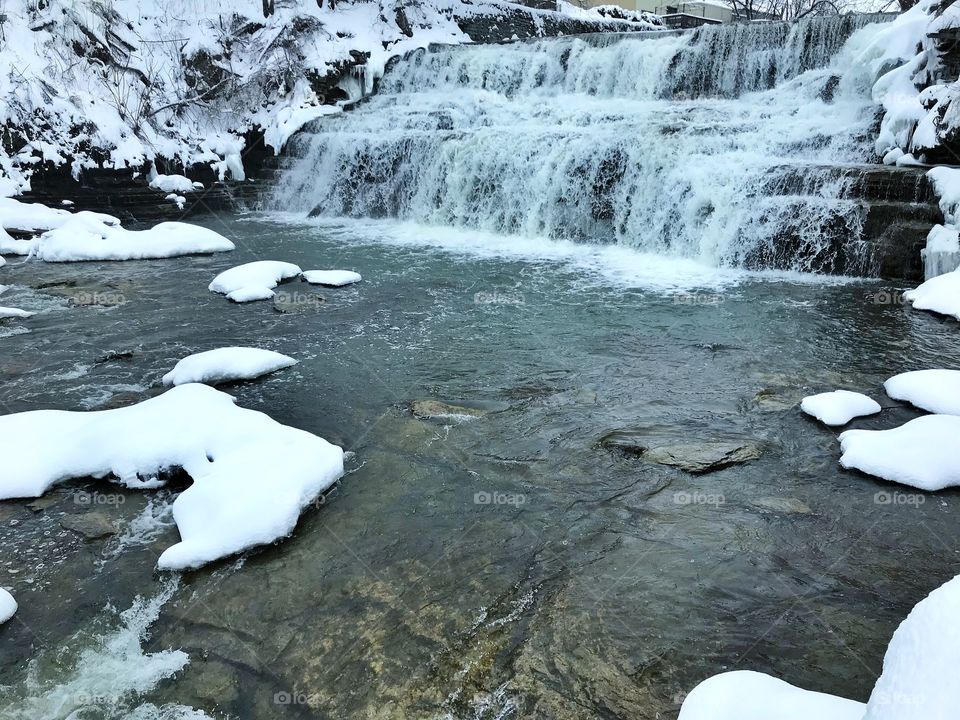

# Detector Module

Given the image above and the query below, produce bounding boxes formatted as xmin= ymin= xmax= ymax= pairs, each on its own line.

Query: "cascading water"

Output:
xmin=273 ymin=14 xmax=898 ymax=274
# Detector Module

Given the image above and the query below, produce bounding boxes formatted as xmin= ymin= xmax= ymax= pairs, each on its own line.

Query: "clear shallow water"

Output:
xmin=1 ymin=215 xmax=960 ymax=719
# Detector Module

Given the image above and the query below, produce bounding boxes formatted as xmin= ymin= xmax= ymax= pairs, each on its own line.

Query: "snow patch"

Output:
xmin=149 ymin=174 xmax=196 ymax=194
xmin=209 ymin=260 xmax=303 ymax=303
xmin=302 ymin=269 xmax=362 ymax=287
xmin=31 ymin=216 xmax=234 ymax=262
xmin=0 ymin=383 xmax=344 ymax=570
xmin=903 ymin=270 xmax=960 ymax=320
xmin=884 ymin=369 xmax=960 ymax=416
xmin=0 ymin=588 xmax=17 ymax=624
xmin=839 ymin=414 xmax=960 ymax=491
xmin=162 ymin=347 xmax=297 ymax=387
xmin=800 ymin=390 xmax=881 ymax=426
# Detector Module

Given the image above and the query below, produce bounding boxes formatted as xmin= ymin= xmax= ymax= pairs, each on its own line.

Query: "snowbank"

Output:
xmin=209 ymin=260 xmax=303 ymax=303
xmin=680 ymin=573 xmax=960 ymax=720
xmin=0 ymin=384 xmax=344 ymax=570
xmin=0 ymin=588 xmax=16 ymax=624
xmin=885 ymin=369 xmax=960 ymax=416
xmin=800 ymin=390 xmax=881 ymax=426
xmin=903 ymin=270 xmax=960 ymax=320
xmin=162 ymin=347 xmax=297 ymax=387
xmin=863 ymin=574 xmax=960 ymax=720
xmin=839 ymin=414 xmax=960 ymax=491
xmin=678 ymin=670 xmax=864 ymax=720
xmin=31 ymin=216 xmax=234 ymax=262
xmin=302 ymin=270 xmax=362 ymax=287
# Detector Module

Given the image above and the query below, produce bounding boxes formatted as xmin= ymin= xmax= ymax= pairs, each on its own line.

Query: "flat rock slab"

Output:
xmin=410 ymin=400 xmax=487 ymax=421
xmin=644 ymin=442 xmax=761 ymax=474
xmin=599 ymin=431 xmax=761 ymax=474
xmin=59 ymin=512 xmax=117 ymax=540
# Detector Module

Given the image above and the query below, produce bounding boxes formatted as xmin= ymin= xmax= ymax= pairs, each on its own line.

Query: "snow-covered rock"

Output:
xmin=0 ymin=307 xmax=34 ymax=319
xmin=209 ymin=261 xmax=303 ymax=303
xmin=885 ymin=369 xmax=960 ymax=416
xmin=150 ymin=174 xmax=196 ymax=194
xmin=863 ymin=574 xmax=960 ymax=720
xmin=0 ymin=383 xmax=344 ymax=570
xmin=678 ymin=670 xmax=864 ymax=720
xmin=903 ymin=270 xmax=960 ymax=320
xmin=0 ymin=197 xmax=118 ymax=233
xmin=680 ymin=572 xmax=960 ymax=720
xmin=839 ymin=414 xmax=960 ymax=491
xmin=162 ymin=347 xmax=297 ymax=387
xmin=0 ymin=588 xmax=16 ymax=624
xmin=800 ymin=390 xmax=881 ymax=426
xmin=30 ymin=216 xmax=234 ymax=262
xmin=302 ymin=270 xmax=362 ymax=287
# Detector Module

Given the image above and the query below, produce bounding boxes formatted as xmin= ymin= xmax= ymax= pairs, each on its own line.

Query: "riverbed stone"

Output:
xmin=750 ymin=497 xmax=812 ymax=515
xmin=59 ymin=512 xmax=117 ymax=539
xmin=644 ymin=442 xmax=761 ymax=474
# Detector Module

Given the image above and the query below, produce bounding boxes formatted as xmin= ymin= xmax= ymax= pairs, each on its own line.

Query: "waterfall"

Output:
xmin=273 ymin=14 xmax=897 ymax=275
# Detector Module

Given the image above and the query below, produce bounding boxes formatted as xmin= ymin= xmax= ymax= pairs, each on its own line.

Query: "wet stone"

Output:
xmin=59 ymin=512 xmax=118 ymax=540
xmin=644 ymin=442 xmax=762 ymax=474
xmin=750 ymin=497 xmax=813 ymax=515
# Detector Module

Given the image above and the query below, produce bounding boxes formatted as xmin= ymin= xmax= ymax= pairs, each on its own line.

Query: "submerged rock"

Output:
xmin=645 ymin=442 xmax=761 ymax=474
xmin=599 ymin=431 xmax=761 ymax=474
xmin=410 ymin=400 xmax=487 ymax=421
xmin=59 ymin=512 xmax=118 ymax=539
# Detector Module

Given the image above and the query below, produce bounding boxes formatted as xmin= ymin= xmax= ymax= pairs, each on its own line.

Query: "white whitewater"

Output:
xmin=274 ymin=15 xmax=895 ymax=273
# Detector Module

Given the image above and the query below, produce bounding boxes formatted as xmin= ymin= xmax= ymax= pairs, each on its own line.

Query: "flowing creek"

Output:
xmin=2 ymin=13 xmax=960 ymax=720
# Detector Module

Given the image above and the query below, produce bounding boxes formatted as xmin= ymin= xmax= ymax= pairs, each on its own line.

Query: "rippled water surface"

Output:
xmin=1 ymin=214 xmax=960 ymax=719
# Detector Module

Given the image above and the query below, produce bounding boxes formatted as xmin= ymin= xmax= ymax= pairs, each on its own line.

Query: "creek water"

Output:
xmin=1 ymin=215 xmax=960 ymax=719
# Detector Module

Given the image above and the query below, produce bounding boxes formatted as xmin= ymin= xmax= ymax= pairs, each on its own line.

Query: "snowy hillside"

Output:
xmin=0 ymin=0 xmax=655 ymax=196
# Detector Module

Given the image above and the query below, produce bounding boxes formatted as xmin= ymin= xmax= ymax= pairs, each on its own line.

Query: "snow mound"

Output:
xmin=0 ymin=588 xmax=16 ymax=624
xmin=162 ymin=347 xmax=297 ymax=387
xmin=0 ymin=307 xmax=34 ymax=319
xmin=31 ymin=216 xmax=234 ymax=262
xmin=863 ymin=575 xmax=960 ymax=720
xmin=209 ymin=261 xmax=303 ymax=303
xmin=903 ymin=270 xmax=960 ymax=320
xmin=839 ymin=414 xmax=960 ymax=491
xmin=150 ymin=174 xmax=196 ymax=194
xmin=0 ymin=383 xmax=344 ymax=570
xmin=800 ymin=390 xmax=881 ymax=426
xmin=302 ymin=270 xmax=362 ymax=287
xmin=678 ymin=670 xmax=864 ymax=720
xmin=885 ymin=369 xmax=960 ymax=416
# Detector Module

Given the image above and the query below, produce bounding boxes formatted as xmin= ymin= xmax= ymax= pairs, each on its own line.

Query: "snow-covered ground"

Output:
xmin=800 ymin=390 xmax=881 ymax=426
xmin=885 ymin=369 xmax=960 ymax=416
xmin=162 ymin=347 xmax=298 ymax=386
xmin=0 ymin=383 xmax=344 ymax=570
xmin=680 ymin=572 xmax=960 ymax=720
